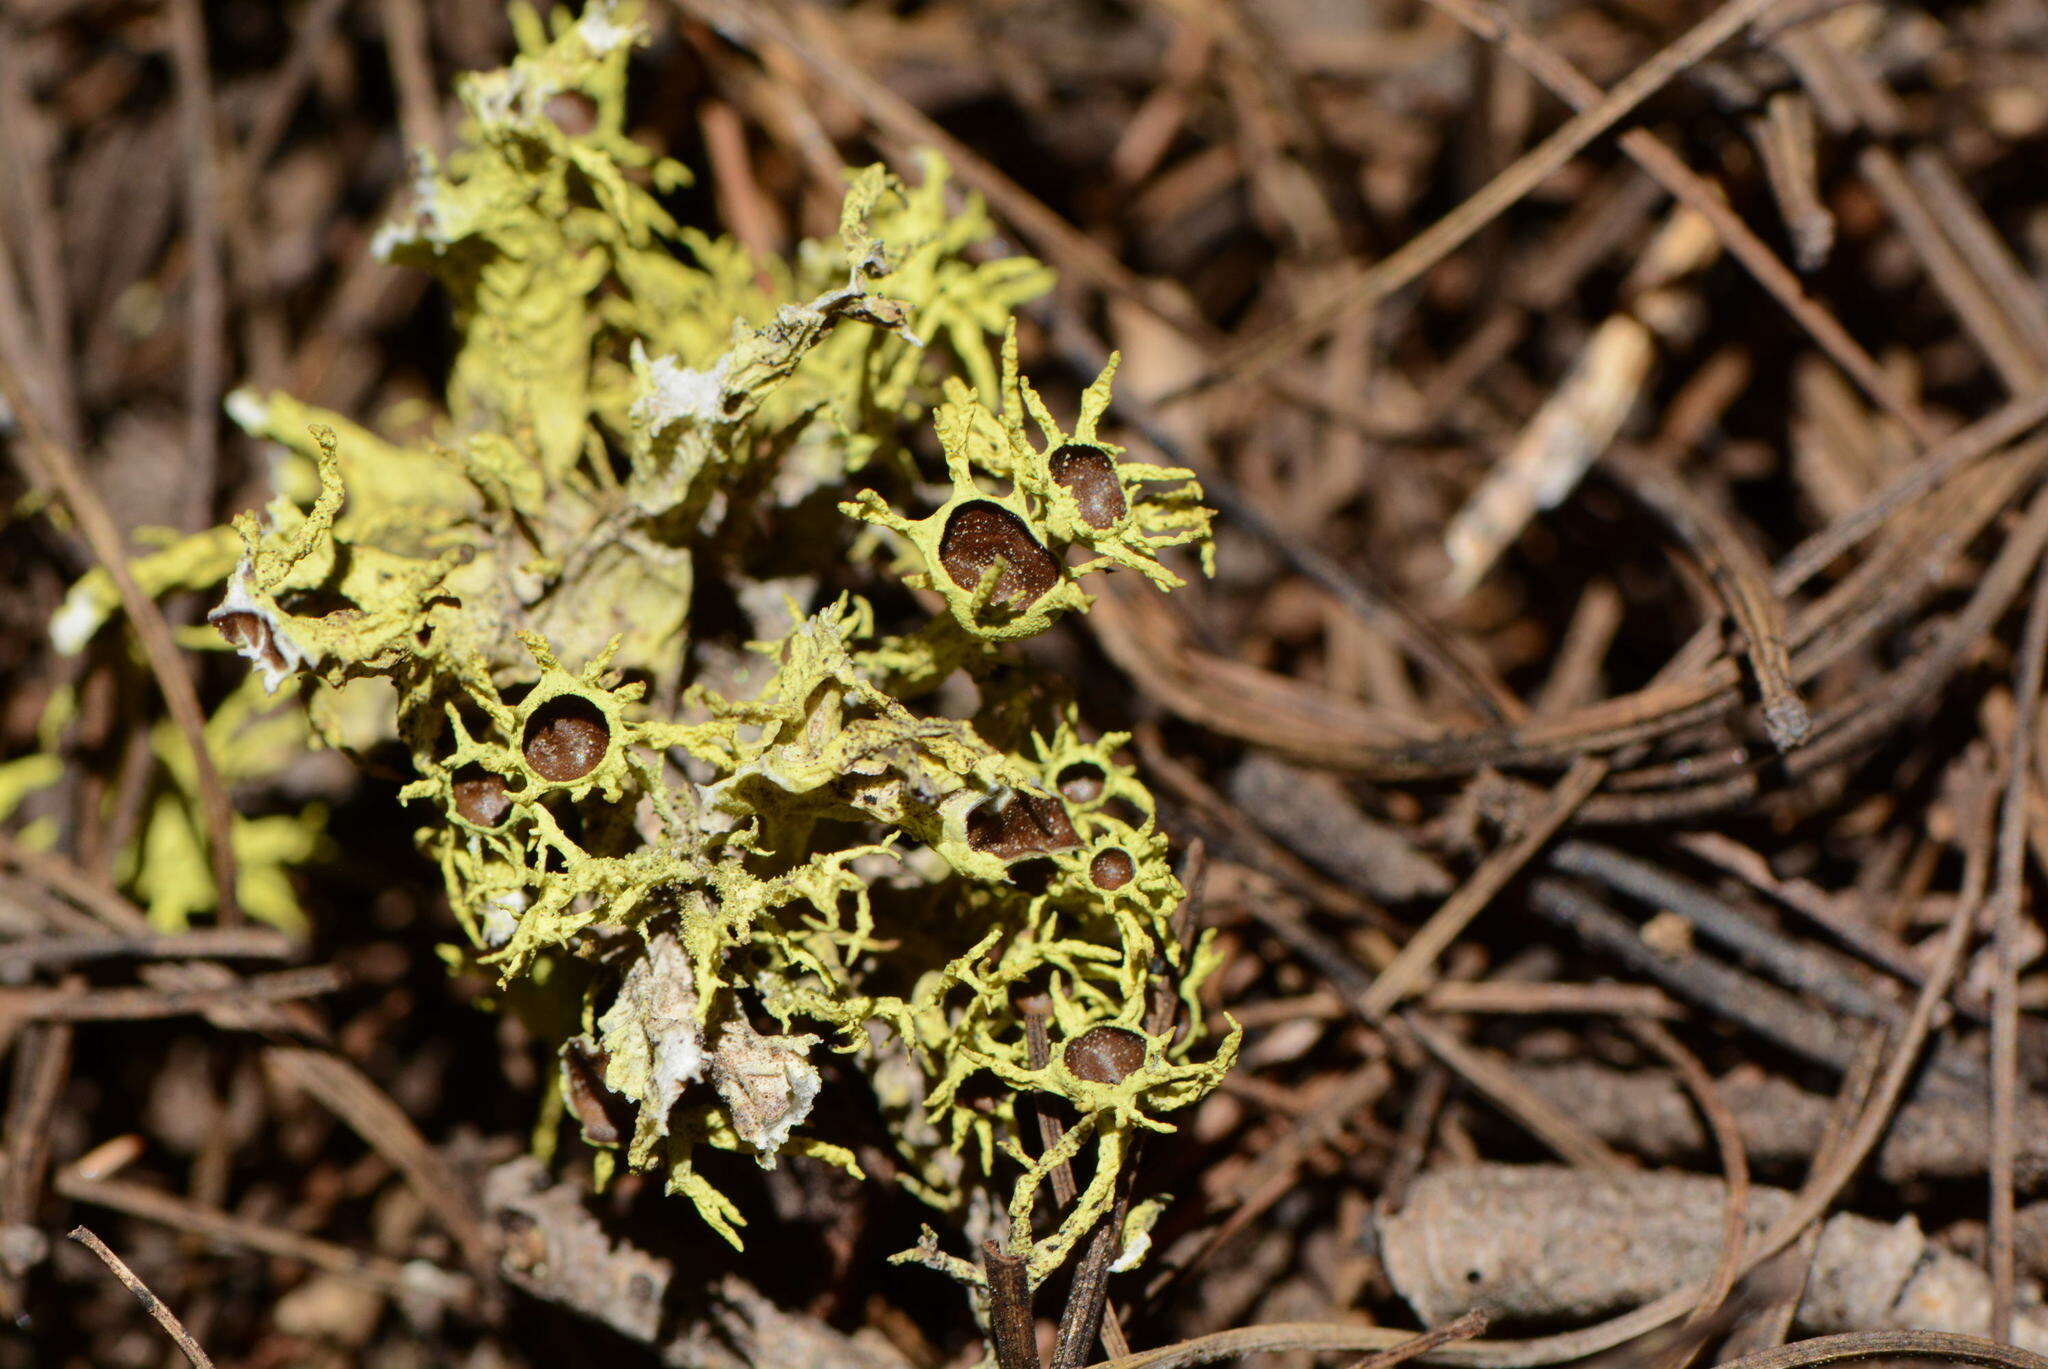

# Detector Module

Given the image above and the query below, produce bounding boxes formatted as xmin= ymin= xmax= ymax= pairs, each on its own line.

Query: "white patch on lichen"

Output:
xmin=223 ymin=387 xmax=269 ymax=435
xmin=209 ymin=567 xmax=312 ymax=693
xmin=709 ymin=1011 xmax=820 ymax=1164
xmin=370 ymin=153 xmax=446 ymax=259
xmin=48 ymin=585 xmax=104 ymax=656
xmin=630 ymin=342 xmax=733 ymax=433
xmin=577 ymin=3 xmax=639 ymax=55
xmin=480 ymin=890 xmax=528 ymax=948
xmin=598 ymin=931 xmax=705 ymax=1137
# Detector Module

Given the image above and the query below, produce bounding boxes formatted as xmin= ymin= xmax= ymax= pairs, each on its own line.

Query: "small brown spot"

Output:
xmin=938 ymin=502 xmax=1060 ymax=608
xmin=1057 ymin=763 xmax=1105 ymax=804
xmin=966 ymin=790 xmax=1079 ymax=862
xmin=545 ymin=89 xmax=599 ymax=135
xmin=1089 ymin=848 xmax=1135 ymax=890
xmin=1049 ymin=444 xmax=1128 ymax=529
xmin=212 ymin=610 xmax=287 ymax=675
xmin=523 ymin=695 xmax=610 ymax=782
xmin=452 ymin=766 xmax=512 ymax=826
xmin=1064 ymin=1025 xmax=1146 ymax=1084
xmin=560 ymin=1040 xmax=632 ymax=1146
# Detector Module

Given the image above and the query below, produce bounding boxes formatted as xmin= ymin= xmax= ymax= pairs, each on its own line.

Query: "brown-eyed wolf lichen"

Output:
xmin=61 ymin=0 xmax=1234 ymax=1298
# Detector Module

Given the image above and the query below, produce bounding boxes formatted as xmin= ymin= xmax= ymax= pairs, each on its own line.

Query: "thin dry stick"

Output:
xmin=1400 ymin=1012 xmax=1628 ymax=1171
xmin=58 ymin=1170 xmax=465 ymax=1304
xmin=1988 ymin=557 xmax=2048 ymax=1341
xmin=1421 ymin=981 xmax=1680 ymax=1017
xmin=262 ymin=1044 xmax=495 ymax=1277
xmin=1629 ymin=1019 xmax=1751 ymax=1331
xmin=0 ymin=966 xmax=345 ymax=1023
xmin=1206 ymin=0 xmax=1795 ymax=388
xmin=1743 ymin=1029 xmax=1889 ymax=1353
xmin=1360 ymin=756 xmax=1606 ymax=1017
xmin=1418 ymin=0 xmax=1936 ymax=444
xmin=0 ymin=928 xmax=298 ymax=973
xmin=166 ymin=0 xmax=227 ymax=533
xmin=984 ymin=1240 xmax=1042 ymax=1369
xmin=1021 ymin=998 xmax=1081 ymax=1209
xmin=1750 ymin=92 xmax=1832 ymax=270
xmin=0 ymin=39 xmax=80 ymax=449
xmin=379 ymin=0 xmax=444 ymax=153
xmin=0 ymin=365 xmax=242 ymax=925
xmin=1859 ymin=146 xmax=2047 ymax=395
xmin=0 ymin=832 xmax=155 ymax=934
xmin=1707 ymin=1330 xmax=2048 ymax=1369
xmin=1605 ymin=452 xmax=1809 ymax=750
xmin=0 ymin=1020 xmax=73 ymax=1321
xmin=1089 ymin=1309 xmax=1489 ymax=1369
xmin=68 ymin=1225 xmax=217 ymax=1369
xmin=1343 ymin=1312 xmax=1493 ymax=1369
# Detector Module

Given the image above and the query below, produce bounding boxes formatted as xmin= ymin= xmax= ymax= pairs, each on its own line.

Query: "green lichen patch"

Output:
xmin=844 ymin=326 xmax=1215 ymax=639
xmin=50 ymin=0 xmax=1235 ymax=1292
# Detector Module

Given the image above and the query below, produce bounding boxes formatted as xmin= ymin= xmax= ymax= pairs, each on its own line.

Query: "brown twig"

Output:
xmin=1200 ymin=0 xmax=1798 ymax=391
xmin=1707 ymin=1330 xmax=2048 ymax=1369
xmin=0 ymin=367 xmax=243 ymax=926
xmin=0 ymin=965 xmax=345 ymax=1023
xmin=166 ymin=0 xmax=227 ymax=533
xmin=984 ymin=1240 xmax=1042 ymax=1369
xmin=1629 ymin=1019 xmax=1750 ymax=1332
xmin=68 ymin=1224 xmax=217 ymax=1369
xmin=1400 ymin=1011 xmax=1628 ymax=1171
xmin=1602 ymin=451 xmax=1809 ymax=751
xmin=1360 ymin=758 xmax=1605 ymax=1017
xmin=58 ymin=1169 xmax=469 ymax=1305
xmin=1988 ymin=556 xmax=2048 ymax=1340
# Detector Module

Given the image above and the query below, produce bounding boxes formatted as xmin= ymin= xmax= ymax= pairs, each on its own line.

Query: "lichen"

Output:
xmin=56 ymin=0 xmax=1232 ymax=1293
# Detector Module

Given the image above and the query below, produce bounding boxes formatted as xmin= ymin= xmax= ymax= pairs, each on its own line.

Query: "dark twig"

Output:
xmin=1551 ymin=842 xmax=1898 ymax=1025
xmin=167 ymin=0 xmax=227 ymax=533
xmin=1707 ymin=1330 xmax=2048 ymax=1369
xmin=68 ymin=1225 xmax=216 ymax=1369
xmin=57 ymin=1169 xmax=469 ymax=1305
xmin=1988 ymin=556 xmax=2048 ymax=1340
xmin=1628 ymin=1019 xmax=1750 ymax=1330
xmin=1529 ymin=877 xmax=1856 ymax=1072
xmin=984 ymin=1241 xmax=1041 ymax=1369
xmin=1603 ymin=452 xmax=1808 ymax=750
xmin=1342 ymin=1311 xmax=1494 ymax=1369
xmin=0 ymin=965 xmax=345 ymax=1023
xmin=0 ymin=928 xmax=299 ymax=974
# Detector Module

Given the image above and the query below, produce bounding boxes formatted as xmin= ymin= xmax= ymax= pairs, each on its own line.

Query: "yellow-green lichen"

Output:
xmin=52 ymin=0 xmax=1230 ymax=1296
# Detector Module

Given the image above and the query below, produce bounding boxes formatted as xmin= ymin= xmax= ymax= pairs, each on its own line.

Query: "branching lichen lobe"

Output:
xmin=154 ymin=0 xmax=1231 ymax=1287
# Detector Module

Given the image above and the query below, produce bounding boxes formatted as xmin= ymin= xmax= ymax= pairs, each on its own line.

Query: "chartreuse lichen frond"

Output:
xmin=844 ymin=324 xmax=1215 ymax=640
xmin=42 ymin=0 xmax=1232 ymax=1290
